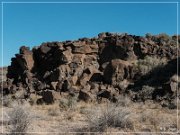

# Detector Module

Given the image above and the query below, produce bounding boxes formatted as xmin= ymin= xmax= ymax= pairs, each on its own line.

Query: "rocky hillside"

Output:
xmin=1 ymin=33 xmax=179 ymax=108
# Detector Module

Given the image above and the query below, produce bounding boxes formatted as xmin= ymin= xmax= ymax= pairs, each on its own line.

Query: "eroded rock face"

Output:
xmin=1 ymin=33 xmax=179 ymax=107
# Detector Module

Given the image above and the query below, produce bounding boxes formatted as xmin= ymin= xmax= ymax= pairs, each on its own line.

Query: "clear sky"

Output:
xmin=0 ymin=0 xmax=179 ymax=66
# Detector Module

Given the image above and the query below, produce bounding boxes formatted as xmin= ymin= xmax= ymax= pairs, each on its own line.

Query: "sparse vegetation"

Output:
xmin=48 ymin=107 xmax=59 ymax=116
xmin=59 ymin=96 xmax=77 ymax=110
xmin=135 ymin=56 xmax=167 ymax=75
xmin=158 ymin=33 xmax=171 ymax=43
xmin=138 ymin=85 xmax=155 ymax=100
xmin=145 ymin=33 xmax=152 ymax=39
xmin=87 ymin=104 xmax=133 ymax=132
xmin=0 ymin=98 xmax=177 ymax=133
xmin=8 ymin=105 xmax=30 ymax=135
xmin=2 ymin=95 xmax=12 ymax=107
xmin=116 ymin=95 xmax=132 ymax=107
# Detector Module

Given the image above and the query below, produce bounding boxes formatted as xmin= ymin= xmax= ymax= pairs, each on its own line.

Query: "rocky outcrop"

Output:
xmin=1 ymin=32 xmax=179 ymax=107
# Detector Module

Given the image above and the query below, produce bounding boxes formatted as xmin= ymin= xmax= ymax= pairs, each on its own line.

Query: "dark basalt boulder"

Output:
xmin=42 ymin=90 xmax=54 ymax=104
xmin=103 ymin=59 xmax=133 ymax=86
xmin=78 ymin=90 xmax=92 ymax=102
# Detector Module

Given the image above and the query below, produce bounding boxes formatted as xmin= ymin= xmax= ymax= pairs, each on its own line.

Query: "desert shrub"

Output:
xmin=116 ymin=95 xmax=132 ymax=107
xmin=135 ymin=56 xmax=167 ymax=75
xmin=28 ymin=94 xmax=39 ymax=106
xmin=87 ymin=104 xmax=133 ymax=132
xmin=8 ymin=106 xmax=30 ymax=135
xmin=2 ymin=95 xmax=13 ymax=107
xmin=79 ymin=107 xmax=88 ymax=115
xmin=48 ymin=108 xmax=59 ymax=116
xmin=59 ymin=95 xmax=77 ymax=110
xmin=145 ymin=33 xmax=152 ymax=39
xmin=138 ymin=85 xmax=155 ymax=100
xmin=1 ymin=94 xmax=27 ymax=108
xmin=158 ymin=33 xmax=171 ymax=42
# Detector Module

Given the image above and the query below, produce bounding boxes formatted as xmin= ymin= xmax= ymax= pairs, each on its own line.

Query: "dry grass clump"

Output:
xmin=47 ymin=107 xmax=59 ymax=116
xmin=137 ymin=108 xmax=177 ymax=132
xmin=135 ymin=56 xmax=167 ymax=75
xmin=59 ymin=96 xmax=77 ymax=110
xmin=2 ymin=95 xmax=14 ymax=107
xmin=8 ymin=105 xmax=30 ymax=135
xmin=1 ymin=95 xmax=27 ymax=108
xmin=1 ymin=97 xmax=177 ymax=133
xmin=116 ymin=95 xmax=132 ymax=107
xmin=137 ymin=85 xmax=155 ymax=100
xmin=28 ymin=94 xmax=42 ymax=105
xmin=87 ymin=104 xmax=133 ymax=132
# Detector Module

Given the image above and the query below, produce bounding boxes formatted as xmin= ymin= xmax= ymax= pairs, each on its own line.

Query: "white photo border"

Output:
xmin=1 ymin=1 xmax=179 ymax=134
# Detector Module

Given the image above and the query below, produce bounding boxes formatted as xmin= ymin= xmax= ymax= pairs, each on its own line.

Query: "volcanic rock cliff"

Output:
xmin=1 ymin=33 xmax=180 ymax=108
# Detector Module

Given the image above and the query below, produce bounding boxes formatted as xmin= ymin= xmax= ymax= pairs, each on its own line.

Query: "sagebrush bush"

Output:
xmin=135 ymin=56 xmax=167 ymax=75
xmin=2 ymin=95 xmax=13 ymax=107
xmin=145 ymin=33 xmax=152 ymax=39
xmin=116 ymin=95 xmax=132 ymax=107
xmin=138 ymin=85 xmax=155 ymax=100
xmin=158 ymin=33 xmax=171 ymax=42
xmin=8 ymin=106 xmax=30 ymax=135
xmin=87 ymin=104 xmax=133 ymax=132
xmin=48 ymin=107 xmax=59 ymax=116
xmin=59 ymin=95 xmax=77 ymax=110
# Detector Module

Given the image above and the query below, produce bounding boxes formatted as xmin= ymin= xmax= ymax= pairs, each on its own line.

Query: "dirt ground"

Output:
xmin=0 ymin=97 xmax=179 ymax=135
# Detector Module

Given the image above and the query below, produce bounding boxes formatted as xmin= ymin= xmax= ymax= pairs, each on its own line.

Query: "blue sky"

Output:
xmin=0 ymin=0 xmax=179 ymax=66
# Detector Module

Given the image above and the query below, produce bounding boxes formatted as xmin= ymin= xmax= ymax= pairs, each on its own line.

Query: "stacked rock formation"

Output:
xmin=1 ymin=33 xmax=179 ymax=107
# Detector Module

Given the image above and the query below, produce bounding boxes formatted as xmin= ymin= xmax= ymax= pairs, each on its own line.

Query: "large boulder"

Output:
xmin=103 ymin=59 xmax=133 ymax=87
xmin=72 ymin=42 xmax=98 ymax=54
xmin=78 ymin=90 xmax=92 ymax=102
xmin=42 ymin=90 xmax=54 ymax=104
